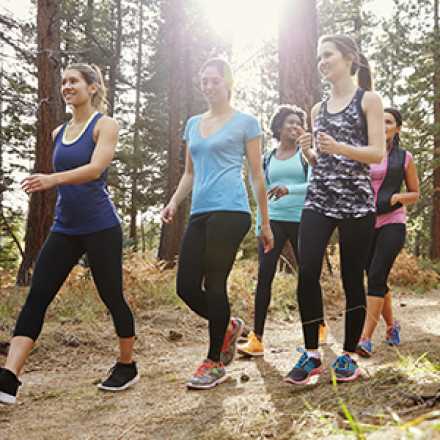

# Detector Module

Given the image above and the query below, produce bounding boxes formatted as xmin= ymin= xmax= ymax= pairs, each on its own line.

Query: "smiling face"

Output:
xmin=384 ymin=111 xmax=401 ymax=144
xmin=200 ymin=65 xmax=230 ymax=105
xmin=280 ymin=113 xmax=304 ymax=143
xmin=317 ymin=41 xmax=353 ymax=83
xmin=61 ymin=69 xmax=97 ymax=108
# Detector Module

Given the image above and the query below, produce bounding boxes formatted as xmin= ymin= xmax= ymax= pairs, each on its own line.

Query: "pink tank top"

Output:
xmin=370 ymin=151 xmax=412 ymax=229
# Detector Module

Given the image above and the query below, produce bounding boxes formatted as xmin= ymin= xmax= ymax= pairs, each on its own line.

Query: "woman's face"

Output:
xmin=280 ymin=113 xmax=304 ymax=143
xmin=61 ymin=69 xmax=96 ymax=107
xmin=317 ymin=41 xmax=352 ymax=83
xmin=384 ymin=112 xmax=401 ymax=143
xmin=200 ymin=65 xmax=230 ymax=105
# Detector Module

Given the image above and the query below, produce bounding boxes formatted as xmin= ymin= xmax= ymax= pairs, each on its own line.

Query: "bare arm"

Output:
xmin=161 ymin=143 xmax=193 ymax=223
xmin=246 ymin=136 xmax=274 ymax=252
xmin=299 ymin=103 xmax=320 ymax=166
xmin=318 ymin=91 xmax=386 ymax=164
xmin=391 ymin=156 xmax=420 ymax=206
xmin=22 ymin=117 xmax=119 ymax=192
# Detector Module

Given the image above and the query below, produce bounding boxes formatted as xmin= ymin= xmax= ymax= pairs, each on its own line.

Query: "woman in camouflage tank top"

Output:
xmin=285 ymin=35 xmax=386 ymax=386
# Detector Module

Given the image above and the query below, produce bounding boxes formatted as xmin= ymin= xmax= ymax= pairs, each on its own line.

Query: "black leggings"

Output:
xmin=297 ymin=209 xmax=374 ymax=352
xmin=366 ymin=223 xmax=406 ymax=297
xmin=176 ymin=211 xmax=251 ymax=362
xmin=254 ymin=220 xmax=299 ymax=337
xmin=14 ymin=225 xmax=135 ymax=340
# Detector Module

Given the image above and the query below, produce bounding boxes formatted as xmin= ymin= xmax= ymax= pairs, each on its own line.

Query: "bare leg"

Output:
xmin=118 ymin=337 xmax=135 ymax=364
xmin=382 ymin=291 xmax=394 ymax=329
xmin=361 ymin=296 xmax=384 ymax=340
xmin=4 ymin=336 xmax=34 ymax=376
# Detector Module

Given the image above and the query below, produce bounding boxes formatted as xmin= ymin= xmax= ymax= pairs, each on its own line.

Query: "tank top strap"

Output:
xmin=84 ymin=112 xmax=103 ymax=140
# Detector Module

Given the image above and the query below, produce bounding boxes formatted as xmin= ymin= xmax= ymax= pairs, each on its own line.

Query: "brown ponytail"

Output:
xmin=319 ymin=35 xmax=374 ymax=91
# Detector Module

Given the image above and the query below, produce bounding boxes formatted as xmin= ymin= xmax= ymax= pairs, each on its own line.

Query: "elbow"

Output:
xmin=90 ymin=166 xmax=104 ymax=180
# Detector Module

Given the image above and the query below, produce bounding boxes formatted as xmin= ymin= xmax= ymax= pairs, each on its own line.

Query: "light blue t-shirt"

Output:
xmin=256 ymin=149 xmax=310 ymax=233
xmin=184 ymin=111 xmax=262 ymax=215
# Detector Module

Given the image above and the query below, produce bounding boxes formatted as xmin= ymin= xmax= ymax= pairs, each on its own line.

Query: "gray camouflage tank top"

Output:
xmin=304 ymin=88 xmax=375 ymax=218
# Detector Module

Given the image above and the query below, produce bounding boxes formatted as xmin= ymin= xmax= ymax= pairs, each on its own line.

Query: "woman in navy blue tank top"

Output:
xmin=285 ymin=35 xmax=386 ymax=386
xmin=0 ymin=64 xmax=138 ymax=405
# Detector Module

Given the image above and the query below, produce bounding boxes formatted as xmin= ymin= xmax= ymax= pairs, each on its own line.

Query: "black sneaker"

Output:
xmin=98 ymin=362 xmax=139 ymax=391
xmin=0 ymin=367 xmax=21 ymax=405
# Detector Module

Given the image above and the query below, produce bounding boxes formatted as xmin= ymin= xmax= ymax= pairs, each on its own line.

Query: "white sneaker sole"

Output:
xmin=237 ymin=348 xmax=264 ymax=357
xmin=186 ymin=374 xmax=228 ymax=390
xmin=97 ymin=373 xmax=140 ymax=391
xmin=0 ymin=391 xmax=17 ymax=405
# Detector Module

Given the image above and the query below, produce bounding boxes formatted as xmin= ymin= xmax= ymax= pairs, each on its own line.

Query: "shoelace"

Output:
xmin=333 ymin=355 xmax=354 ymax=370
xmin=294 ymin=348 xmax=311 ymax=369
xmin=194 ymin=361 xmax=215 ymax=377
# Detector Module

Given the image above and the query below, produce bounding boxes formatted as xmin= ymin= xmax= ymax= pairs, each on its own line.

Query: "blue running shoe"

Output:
xmin=331 ymin=354 xmax=361 ymax=383
xmin=284 ymin=348 xmax=322 ymax=385
xmin=356 ymin=339 xmax=373 ymax=358
xmin=385 ymin=321 xmax=401 ymax=346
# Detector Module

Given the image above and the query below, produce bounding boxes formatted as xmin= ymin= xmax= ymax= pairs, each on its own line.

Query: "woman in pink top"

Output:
xmin=357 ymin=108 xmax=419 ymax=357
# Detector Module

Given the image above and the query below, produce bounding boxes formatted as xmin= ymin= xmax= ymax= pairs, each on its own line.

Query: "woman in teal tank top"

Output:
xmin=161 ymin=58 xmax=274 ymax=390
xmin=238 ymin=105 xmax=327 ymax=357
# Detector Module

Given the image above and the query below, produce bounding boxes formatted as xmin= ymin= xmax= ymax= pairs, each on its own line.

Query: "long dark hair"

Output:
xmin=384 ymin=107 xmax=403 ymax=150
xmin=319 ymin=35 xmax=373 ymax=91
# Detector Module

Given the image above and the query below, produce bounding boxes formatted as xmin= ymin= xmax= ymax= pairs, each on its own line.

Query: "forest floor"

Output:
xmin=1 ymin=254 xmax=440 ymax=439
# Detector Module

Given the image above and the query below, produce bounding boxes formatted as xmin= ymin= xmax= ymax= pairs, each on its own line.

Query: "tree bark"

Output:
xmin=129 ymin=0 xmax=143 ymax=248
xmin=278 ymin=0 xmax=320 ymax=272
xmin=431 ymin=0 xmax=440 ymax=259
xmin=16 ymin=0 xmax=63 ymax=285
xmin=157 ymin=0 xmax=188 ymax=265
xmin=108 ymin=0 xmax=122 ymax=117
xmin=279 ymin=0 xmax=320 ymax=113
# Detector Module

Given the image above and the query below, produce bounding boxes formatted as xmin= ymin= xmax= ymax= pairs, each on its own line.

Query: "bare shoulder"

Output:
xmin=96 ymin=115 xmax=119 ymax=131
xmin=52 ymin=124 xmax=64 ymax=141
xmin=362 ymin=91 xmax=383 ymax=111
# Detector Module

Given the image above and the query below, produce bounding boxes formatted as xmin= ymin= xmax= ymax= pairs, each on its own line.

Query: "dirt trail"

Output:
xmin=2 ymin=290 xmax=440 ymax=440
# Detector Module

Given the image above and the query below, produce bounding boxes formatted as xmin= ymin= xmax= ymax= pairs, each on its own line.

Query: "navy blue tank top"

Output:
xmin=51 ymin=112 xmax=120 ymax=235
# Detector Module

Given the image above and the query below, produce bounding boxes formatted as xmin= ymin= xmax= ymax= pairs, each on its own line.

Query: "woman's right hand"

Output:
xmin=260 ymin=223 xmax=274 ymax=254
xmin=160 ymin=201 xmax=177 ymax=224
xmin=297 ymin=132 xmax=313 ymax=154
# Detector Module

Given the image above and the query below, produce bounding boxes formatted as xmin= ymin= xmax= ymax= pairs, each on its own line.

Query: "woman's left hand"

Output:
xmin=390 ymin=193 xmax=401 ymax=206
xmin=21 ymin=174 xmax=58 ymax=193
xmin=267 ymin=185 xmax=288 ymax=200
xmin=318 ymin=132 xmax=344 ymax=155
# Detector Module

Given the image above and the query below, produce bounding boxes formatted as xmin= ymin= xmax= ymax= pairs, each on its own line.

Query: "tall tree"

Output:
xmin=279 ymin=0 xmax=320 ymax=112
xmin=128 ymin=0 xmax=144 ymax=247
xmin=17 ymin=0 xmax=64 ymax=285
xmin=157 ymin=0 xmax=187 ymax=263
xmin=431 ymin=0 xmax=440 ymax=258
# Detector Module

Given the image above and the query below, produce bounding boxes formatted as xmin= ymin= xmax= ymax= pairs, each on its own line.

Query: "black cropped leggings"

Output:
xmin=254 ymin=220 xmax=300 ymax=337
xmin=297 ymin=209 xmax=374 ymax=352
xmin=14 ymin=225 xmax=135 ymax=340
xmin=366 ymin=223 xmax=406 ymax=297
xmin=176 ymin=211 xmax=251 ymax=362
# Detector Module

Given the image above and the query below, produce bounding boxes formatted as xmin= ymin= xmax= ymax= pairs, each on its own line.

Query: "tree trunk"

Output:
xmin=157 ymin=0 xmax=188 ymax=264
xmin=16 ymin=0 xmax=63 ymax=285
xmin=278 ymin=0 xmax=320 ymax=272
xmin=0 ymin=63 xmax=3 ymax=214
xmin=279 ymin=0 xmax=320 ymax=113
xmin=431 ymin=0 xmax=440 ymax=259
xmin=108 ymin=0 xmax=122 ymax=117
xmin=129 ymin=0 xmax=143 ymax=248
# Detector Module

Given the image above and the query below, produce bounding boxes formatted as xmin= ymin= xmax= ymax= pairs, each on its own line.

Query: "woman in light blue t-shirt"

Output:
xmin=161 ymin=58 xmax=274 ymax=390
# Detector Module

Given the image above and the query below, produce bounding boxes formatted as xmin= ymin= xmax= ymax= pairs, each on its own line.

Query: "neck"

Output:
xmin=386 ymin=139 xmax=394 ymax=151
xmin=71 ymin=102 xmax=96 ymax=124
xmin=279 ymin=138 xmax=297 ymax=151
xmin=330 ymin=76 xmax=357 ymax=98
xmin=208 ymin=100 xmax=233 ymax=116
